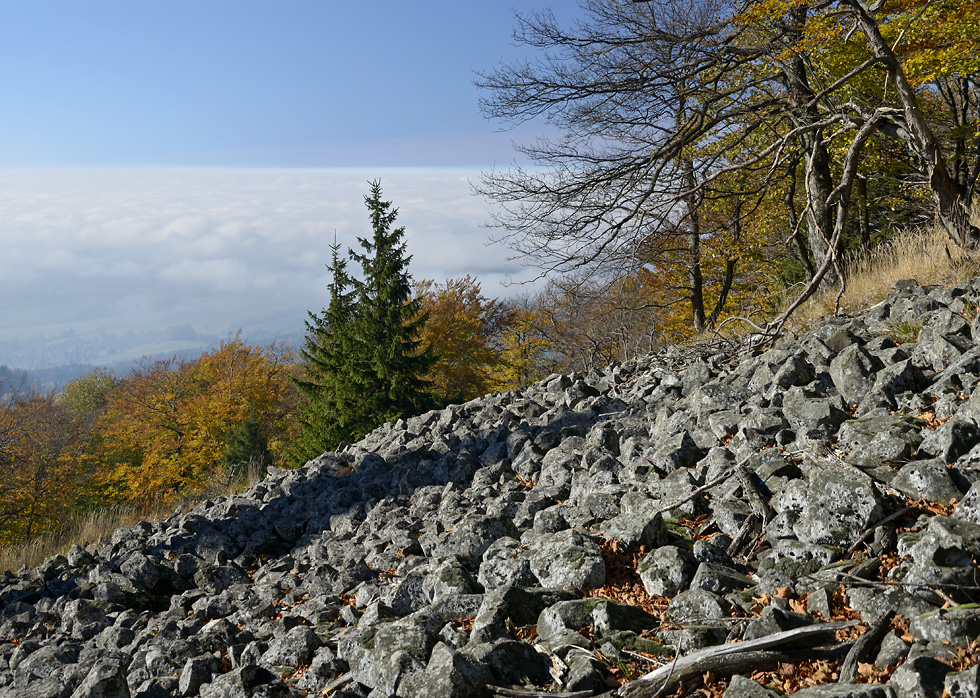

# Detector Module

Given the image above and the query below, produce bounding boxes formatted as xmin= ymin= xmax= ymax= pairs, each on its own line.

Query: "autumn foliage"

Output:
xmin=0 ymin=392 xmax=87 ymax=544
xmin=92 ymin=337 xmax=295 ymax=504
xmin=0 ymin=337 xmax=296 ymax=545
xmin=414 ymin=276 xmax=514 ymax=404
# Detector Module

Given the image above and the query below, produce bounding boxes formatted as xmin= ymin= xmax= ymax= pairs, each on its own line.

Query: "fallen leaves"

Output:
xmin=588 ymin=540 xmax=670 ymax=618
xmin=746 ymin=659 xmax=841 ymax=693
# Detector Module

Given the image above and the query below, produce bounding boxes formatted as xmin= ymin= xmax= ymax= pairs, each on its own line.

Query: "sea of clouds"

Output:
xmin=0 ymin=167 xmax=534 ymax=347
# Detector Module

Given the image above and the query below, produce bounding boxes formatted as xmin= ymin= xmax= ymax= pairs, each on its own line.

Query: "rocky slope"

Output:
xmin=4 ymin=277 xmax=980 ymax=698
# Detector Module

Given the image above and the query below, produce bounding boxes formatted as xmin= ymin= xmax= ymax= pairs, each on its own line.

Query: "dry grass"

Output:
xmin=785 ymin=225 xmax=980 ymax=330
xmin=0 ymin=460 xmax=270 ymax=574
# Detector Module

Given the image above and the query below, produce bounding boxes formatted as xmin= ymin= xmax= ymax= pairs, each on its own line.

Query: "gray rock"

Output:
xmin=953 ymin=479 xmax=980 ymax=525
xmin=793 ymin=465 xmax=885 ymax=547
xmin=945 ymin=665 xmax=980 ymax=698
xmin=477 ymin=538 xmax=536 ymax=591
xmin=638 ymin=545 xmax=698 ymax=597
xmin=917 ymin=417 xmax=980 ymax=462
xmin=723 ymin=674 xmax=780 ymax=697
xmin=598 ymin=510 xmax=667 ymax=552
xmin=463 ymin=639 xmax=550 ymax=687
xmin=901 ymin=517 xmax=980 ymax=595
xmin=526 ymin=529 xmax=605 ymax=591
xmin=76 ymin=658 xmax=131 ymax=698
xmin=261 ymin=625 xmax=321 ymax=666
xmin=889 ymin=654 xmax=949 ymax=698
xmin=891 ymin=458 xmax=964 ymax=504
xmin=791 ymin=685 xmax=895 ymax=697
xmin=909 ymin=606 xmax=980 ymax=645
xmin=837 ymin=415 xmax=924 ymax=467
xmin=198 ymin=665 xmax=290 ymax=698
xmin=829 ymin=344 xmax=885 ymax=405
xmin=178 ymin=656 xmax=215 ymax=696
xmin=398 ymin=643 xmax=488 ymax=698
xmin=470 ymin=586 xmax=576 ymax=644
xmin=691 ymin=561 xmax=753 ymax=595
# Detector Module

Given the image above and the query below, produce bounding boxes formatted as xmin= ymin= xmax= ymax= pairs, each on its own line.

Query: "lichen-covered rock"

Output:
xmin=793 ymin=465 xmax=885 ymax=547
xmin=525 ymin=529 xmax=605 ymax=590
xmin=837 ymin=415 xmax=924 ymax=468
xmin=891 ymin=458 xmax=964 ymax=504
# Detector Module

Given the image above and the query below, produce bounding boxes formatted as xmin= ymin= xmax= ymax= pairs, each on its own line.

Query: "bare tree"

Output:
xmin=476 ymin=0 xmax=843 ymax=322
xmin=478 ymin=0 xmax=980 ymax=334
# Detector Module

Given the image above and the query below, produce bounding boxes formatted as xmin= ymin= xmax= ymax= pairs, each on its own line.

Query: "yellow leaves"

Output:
xmin=414 ymin=276 xmax=515 ymax=402
xmin=734 ymin=0 xmax=980 ymax=87
xmin=0 ymin=393 xmax=87 ymax=543
xmin=492 ymin=305 xmax=554 ymax=391
xmin=92 ymin=337 xmax=296 ymax=505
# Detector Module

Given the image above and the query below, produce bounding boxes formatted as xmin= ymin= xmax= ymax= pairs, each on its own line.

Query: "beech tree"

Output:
xmin=478 ymin=0 xmax=980 ymax=331
xmin=414 ymin=276 xmax=513 ymax=405
xmin=94 ymin=339 xmax=294 ymax=504
xmin=0 ymin=391 xmax=86 ymax=543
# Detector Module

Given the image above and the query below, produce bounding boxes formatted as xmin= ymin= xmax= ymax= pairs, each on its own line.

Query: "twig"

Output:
xmin=653 ymin=460 xmax=745 ymax=517
xmin=621 ymin=649 xmax=667 ymax=667
xmin=845 ymin=507 xmax=916 ymax=556
xmin=835 ymin=570 xmax=980 ymax=592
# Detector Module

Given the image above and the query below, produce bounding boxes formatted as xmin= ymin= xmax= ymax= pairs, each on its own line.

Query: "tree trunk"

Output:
xmin=681 ymin=157 xmax=707 ymax=333
xmin=845 ymin=0 xmax=978 ymax=247
xmin=779 ymin=24 xmax=842 ymax=286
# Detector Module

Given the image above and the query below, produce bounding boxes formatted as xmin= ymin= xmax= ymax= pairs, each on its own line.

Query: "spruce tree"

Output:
xmin=289 ymin=237 xmax=357 ymax=463
xmin=349 ymin=181 xmax=433 ymax=424
xmin=222 ymin=406 xmax=270 ymax=479
xmin=290 ymin=182 xmax=432 ymax=464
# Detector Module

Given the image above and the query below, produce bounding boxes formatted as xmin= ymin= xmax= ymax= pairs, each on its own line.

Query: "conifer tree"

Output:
xmin=290 ymin=182 xmax=432 ymax=464
xmin=289 ymin=237 xmax=357 ymax=463
xmin=349 ymin=181 xmax=433 ymax=423
xmin=222 ymin=406 xmax=270 ymax=479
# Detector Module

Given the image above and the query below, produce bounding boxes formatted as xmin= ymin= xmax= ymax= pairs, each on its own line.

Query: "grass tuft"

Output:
xmin=787 ymin=226 xmax=980 ymax=329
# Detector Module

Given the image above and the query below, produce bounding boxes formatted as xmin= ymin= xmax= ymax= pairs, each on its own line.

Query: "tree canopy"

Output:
xmin=478 ymin=0 xmax=980 ymax=333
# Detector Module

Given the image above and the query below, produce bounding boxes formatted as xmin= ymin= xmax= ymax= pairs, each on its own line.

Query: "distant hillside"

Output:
xmin=0 ymin=363 xmax=91 ymax=400
xmin=0 ymin=326 xmax=302 ymax=399
xmin=0 ymin=323 xmax=303 ymax=381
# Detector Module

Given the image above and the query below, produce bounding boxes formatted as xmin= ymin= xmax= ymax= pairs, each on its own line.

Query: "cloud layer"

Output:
xmin=0 ymin=168 xmax=534 ymax=345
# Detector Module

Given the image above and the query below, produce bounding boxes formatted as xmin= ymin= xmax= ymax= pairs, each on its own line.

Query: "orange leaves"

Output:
xmin=747 ymin=658 xmax=840 ymax=694
xmin=0 ymin=392 xmax=87 ymax=544
xmin=588 ymin=539 xmax=671 ymax=619
xmin=514 ymin=474 xmax=537 ymax=489
xmin=93 ymin=337 xmax=296 ymax=505
xmin=414 ymin=276 xmax=514 ymax=404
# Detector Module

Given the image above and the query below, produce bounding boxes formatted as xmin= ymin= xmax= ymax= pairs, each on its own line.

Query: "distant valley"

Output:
xmin=0 ymin=323 xmax=302 ymax=395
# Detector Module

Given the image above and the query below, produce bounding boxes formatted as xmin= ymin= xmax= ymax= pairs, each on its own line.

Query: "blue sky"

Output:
xmin=0 ymin=2 xmax=584 ymax=368
xmin=0 ymin=1 xmax=574 ymax=167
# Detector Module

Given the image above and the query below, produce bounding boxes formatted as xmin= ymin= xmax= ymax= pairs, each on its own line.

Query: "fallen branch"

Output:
xmin=734 ymin=462 xmax=772 ymax=524
xmin=320 ymin=673 xmax=354 ymax=694
xmin=613 ymin=621 xmax=857 ymax=698
xmin=838 ymin=610 xmax=895 ymax=683
xmin=653 ymin=459 xmax=750 ymax=517
xmin=488 ymin=686 xmax=596 ymax=698
xmin=727 ymin=513 xmax=761 ymax=558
